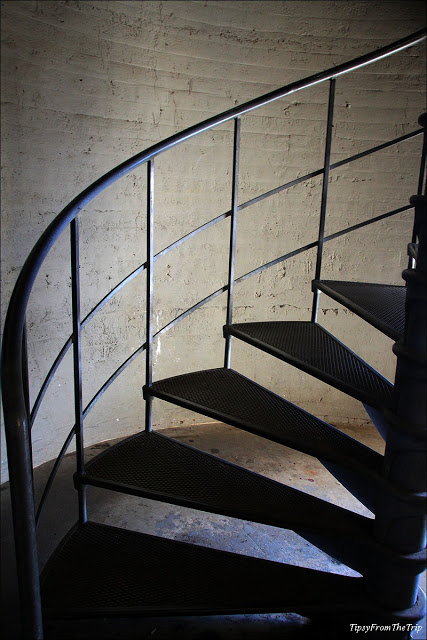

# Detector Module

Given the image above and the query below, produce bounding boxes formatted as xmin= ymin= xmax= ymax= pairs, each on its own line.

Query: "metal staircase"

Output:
xmin=1 ymin=29 xmax=426 ymax=640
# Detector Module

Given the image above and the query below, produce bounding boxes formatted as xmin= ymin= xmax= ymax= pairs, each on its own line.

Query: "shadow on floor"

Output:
xmin=1 ymin=423 xmax=425 ymax=639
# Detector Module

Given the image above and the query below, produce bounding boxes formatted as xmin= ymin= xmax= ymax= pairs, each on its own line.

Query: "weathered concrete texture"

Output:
xmin=4 ymin=421 xmax=426 ymax=639
xmin=1 ymin=1 xmax=426 ymax=481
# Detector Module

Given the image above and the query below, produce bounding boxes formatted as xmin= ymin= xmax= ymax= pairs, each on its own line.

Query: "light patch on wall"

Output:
xmin=155 ymin=311 xmax=162 ymax=362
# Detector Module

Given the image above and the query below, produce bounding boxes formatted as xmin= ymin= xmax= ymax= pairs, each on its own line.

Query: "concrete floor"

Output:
xmin=1 ymin=422 xmax=426 ymax=639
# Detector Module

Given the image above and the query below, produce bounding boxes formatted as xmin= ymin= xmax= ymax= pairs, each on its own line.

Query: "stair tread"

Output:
xmin=313 ymin=280 xmax=405 ymax=341
xmin=41 ymin=520 xmax=364 ymax=618
xmin=147 ymin=368 xmax=382 ymax=480
xmin=84 ymin=430 xmax=369 ymax=540
xmin=225 ymin=321 xmax=393 ymax=410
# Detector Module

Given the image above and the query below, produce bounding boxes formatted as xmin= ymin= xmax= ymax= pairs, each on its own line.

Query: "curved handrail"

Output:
xmin=1 ymin=29 xmax=425 ymax=639
xmin=29 ymin=127 xmax=424 ymax=427
xmin=3 ymin=28 xmax=426 ymax=408
xmin=34 ymin=195 xmax=416 ymax=434
xmin=4 ymin=27 xmax=425 ymax=491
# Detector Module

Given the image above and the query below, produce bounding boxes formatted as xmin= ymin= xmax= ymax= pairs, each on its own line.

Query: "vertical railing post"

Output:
xmin=224 ymin=117 xmax=241 ymax=368
xmin=3 ymin=321 xmax=44 ymax=638
xmin=22 ymin=321 xmax=31 ymax=422
xmin=70 ymin=217 xmax=86 ymax=522
xmin=408 ymin=113 xmax=427 ymax=268
xmin=311 ymin=78 xmax=336 ymax=323
xmin=416 ymin=114 xmax=427 ymax=198
xmin=145 ymin=160 xmax=154 ymax=431
xmin=21 ymin=320 xmax=35 ymax=499
xmin=4 ymin=424 xmax=43 ymax=639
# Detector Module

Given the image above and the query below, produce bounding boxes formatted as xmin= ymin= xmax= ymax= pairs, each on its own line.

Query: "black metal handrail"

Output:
xmin=28 ymin=127 xmax=423 ymax=430
xmin=1 ymin=29 xmax=426 ymax=640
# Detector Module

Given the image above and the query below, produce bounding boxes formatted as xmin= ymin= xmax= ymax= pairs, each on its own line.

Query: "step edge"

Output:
xmin=225 ymin=322 xmax=392 ymax=409
xmin=82 ymin=431 xmax=370 ymax=535
xmin=312 ymin=280 xmax=404 ymax=342
xmin=78 ymin=471 xmax=366 ymax=540
xmin=147 ymin=368 xmax=383 ymax=477
xmin=40 ymin=520 xmax=364 ymax=620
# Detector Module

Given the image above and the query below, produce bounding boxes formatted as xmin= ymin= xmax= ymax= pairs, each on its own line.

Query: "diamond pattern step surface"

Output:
xmin=146 ymin=369 xmax=382 ymax=472
xmin=83 ymin=430 xmax=369 ymax=544
xmin=312 ymin=280 xmax=406 ymax=341
xmin=41 ymin=521 xmax=365 ymax=619
xmin=225 ymin=321 xmax=393 ymax=410
xmin=146 ymin=368 xmax=382 ymax=505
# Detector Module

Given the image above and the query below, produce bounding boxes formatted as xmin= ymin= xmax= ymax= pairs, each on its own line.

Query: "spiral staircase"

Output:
xmin=2 ymin=30 xmax=426 ymax=640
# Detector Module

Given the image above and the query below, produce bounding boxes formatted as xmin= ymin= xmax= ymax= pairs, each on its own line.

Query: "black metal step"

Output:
xmin=144 ymin=368 xmax=383 ymax=511
xmin=41 ymin=521 xmax=366 ymax=620
xmin=224 ymin=321 xmax=393 ymax=410
xmin=312 ymin=280 xmax=405 ymax=341
xmin=82 ymin=430 xmax=371 ymax=570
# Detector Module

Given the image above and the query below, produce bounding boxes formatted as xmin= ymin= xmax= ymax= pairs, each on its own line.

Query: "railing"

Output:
xmin=1 ymin=29 xmax=426 ymax=640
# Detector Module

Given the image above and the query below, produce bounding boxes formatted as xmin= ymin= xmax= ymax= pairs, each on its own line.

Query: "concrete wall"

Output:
xmin=1 ymin=1 xmax=426 ymax=482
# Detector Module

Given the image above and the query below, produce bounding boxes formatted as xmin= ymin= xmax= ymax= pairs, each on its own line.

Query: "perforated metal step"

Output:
xmin=144 ymin=368 xmax=383 ymax=511
xmin=313 ymin=280 xmax=406 ymax=341
xmin=224 ymin=321 xmax=393 ymax=410
xmin=41 ymin=521 xmax=364 ymax=620
xmin=83 ymin=430 xmax=367 ymax=539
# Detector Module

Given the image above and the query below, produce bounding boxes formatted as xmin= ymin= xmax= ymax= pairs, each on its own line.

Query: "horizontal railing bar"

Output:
xmin=32 ymin=220 xmax=229 ymax=421
xmin=330 ymin=130 xmax=423 ymax=171
xmin=82 ymin=343 xmax=147 ymax=418
xmin=238 ymin=131 xmax=423 ymax=214
xmin=154 ymin=211 xmax=231 ymax=261
xmin=69 ymin=30 xmax=426 ymax=183
xmin=31 ymin=215 xmax=231 ymax=421
xmin=82 ymin=213 xmax=230 ymax=327
xmin=323 ymin=204 xmax=413 ymax=243
xmin=238 ymin=169 xmax=324 ymax=212
xmin=30 ymin=338 xmax=72 ymax=426
xmin=35 ymin=425 xmax=75 ymax=526
xmin=2 ymin=31 xmax=424 ymax=638
xmin=5 ymin=34 xmax=426 ymax=360
xmin=5 ymin=33 xmax=425 ymax=431
xmin=31 ymin=262 xmax=148 ymax=424
xmin=4 ymin=20 xmax=426 ymax=535
xmin=30 ymin=137 xmax=419 ymax=427
xmin=235 ymin=241 xmax=319 ymax=284
xmin=156 ymin=287 xmax=229 ymax=340
xmin=235 ymin=204 xmax=414 ymax=284
xmin=82 ymin=287 xmax=229 ymax=419
xmin=81 ymin=262 xmax=148 ymax=327
xmin=78 ymin=203 xmax=412 ymax=420
xmin=32 ymin=263 xmax=149 ymax=422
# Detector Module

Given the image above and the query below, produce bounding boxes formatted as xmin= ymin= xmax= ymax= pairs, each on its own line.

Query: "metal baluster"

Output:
xmin=311 ymin=78 xmax=336 ymax=323
xmin=408 ymin=115 xmax=427 ymax=268
xmin=22 ymin=321 xmax=31 ymax=422
xmin=21 ymin=320 xmax=35 ymax=501
xmin=7 ymin=320 xmax=44 ymax=638
xmin=416 ymin=114 xmax=427 ymax=197
xmin=145 ymin=160 xmax=154 ymax=431
xmin=70 ymin=217 xmax=86 ymax=522
xmin=224 ymin=117 xmax=241 ymax=368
